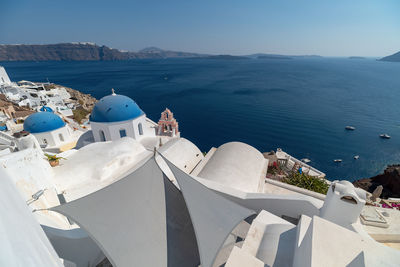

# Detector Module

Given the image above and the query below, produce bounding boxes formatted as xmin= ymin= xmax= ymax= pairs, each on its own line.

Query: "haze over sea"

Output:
xmin=2 ymin=58 xmax=400 ymax=181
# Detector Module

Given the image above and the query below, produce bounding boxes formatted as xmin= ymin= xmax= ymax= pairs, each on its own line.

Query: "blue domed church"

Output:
xmin=24 ymin=111 xmax=72 ymax=149
xmin=89 ymin=91 xmax=155 ymax=142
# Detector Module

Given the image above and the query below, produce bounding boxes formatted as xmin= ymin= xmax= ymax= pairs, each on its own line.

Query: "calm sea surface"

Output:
xmin=2 ymin=58 xmax=400 ymax=181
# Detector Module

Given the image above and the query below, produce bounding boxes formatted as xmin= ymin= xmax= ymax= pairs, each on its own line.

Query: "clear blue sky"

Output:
xmin=1 ymin=0 xmax=399 ymax=56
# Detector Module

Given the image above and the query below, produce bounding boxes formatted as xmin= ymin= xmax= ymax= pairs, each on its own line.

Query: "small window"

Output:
xmin=138 ymin=123 xmax=143 ymax=135
xmin=119 ymin=129 xmax=127 ymax=138
xmin=43 ymin=138 xmax=48 ymax=144
xmin=59 ymin=133 xmax=64 ymax=142
xmin=99 ymin=130 xmax=106 ymax=141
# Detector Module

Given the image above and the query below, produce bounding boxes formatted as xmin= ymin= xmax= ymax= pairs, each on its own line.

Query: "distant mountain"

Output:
xmin=0 ymin=43 xmax=206 ymax=61
xmin=137 ymin=47 xmax=206 ymax=58
xmin=257 ymin=55 xmax=292 ymax=60
xmin=379 ymin=51 xmax=400 ymax=62
xmin=0 ymin=42 xmax=326 ymax=62
xmin=194 ymin=55 xmax=249 ymax=60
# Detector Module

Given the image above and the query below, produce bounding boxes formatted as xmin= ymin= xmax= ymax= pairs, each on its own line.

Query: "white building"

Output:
xmin=89 ymin=91 xmax=155 ymax=142
xmin=0 ymin=66 xmax=12 ymax=85
xmin=0 ymin=67 xmax=72 ymax=110
xmin=23 ymin=111 xmax=75 ymax=151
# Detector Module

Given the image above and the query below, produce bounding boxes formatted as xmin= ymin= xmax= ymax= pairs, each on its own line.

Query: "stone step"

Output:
xmin=240 ymin=210 xmax=297 ymax=266
xmin=295 ymin=215 xmax=312 ymax=248
xmin=225 ymin=246 xmax=264 ymax=267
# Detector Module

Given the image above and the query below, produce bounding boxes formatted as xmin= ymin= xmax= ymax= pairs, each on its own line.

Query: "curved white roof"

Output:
xmin=53 ymin=137 xmax=152 ymax=201
xmin=198 ymin=142 xmax=267 ymax=193
xmin=158 ymin=138 xmax=204 ymax=174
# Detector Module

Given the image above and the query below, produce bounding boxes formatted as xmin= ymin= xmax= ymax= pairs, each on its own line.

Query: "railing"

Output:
xmin=277 ymin=150 xmax=325 ymax=178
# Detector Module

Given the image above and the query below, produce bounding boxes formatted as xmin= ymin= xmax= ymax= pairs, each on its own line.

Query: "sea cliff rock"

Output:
xmin=0 ymin=43 xmax=128 ymax=61
xmin=0 ymin=43 xmax=205 ymax=61
xmin=353 ymin=165 xmax=400 ymax=198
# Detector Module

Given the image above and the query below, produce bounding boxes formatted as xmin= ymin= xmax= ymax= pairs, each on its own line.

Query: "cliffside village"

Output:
xmin=0 ymin=64 xmax=399 ymax=266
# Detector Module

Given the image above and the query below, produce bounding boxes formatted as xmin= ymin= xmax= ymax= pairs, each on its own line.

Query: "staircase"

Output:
xmin=224 ymin=210 xmax=389 ymax=267
xmin=225 ymin=210 xmax=308 ymax=267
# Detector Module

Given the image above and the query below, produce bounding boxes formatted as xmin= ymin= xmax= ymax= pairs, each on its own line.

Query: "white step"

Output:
xmin=241 ymin=210 xmax=297 ymax=266
xmin=295 ymin=215 xmax=312 ymax=248
xmin=225 ymin=246 xmax=264 ymax=267
xmin=213 ymin=221 xmax=250 ymax=266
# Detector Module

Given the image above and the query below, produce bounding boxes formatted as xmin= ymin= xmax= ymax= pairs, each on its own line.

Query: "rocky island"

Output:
xmin=379 ymin=50 xmax=400 ymax=62
xmin=257 ymin=55 xmax=292 ymax=60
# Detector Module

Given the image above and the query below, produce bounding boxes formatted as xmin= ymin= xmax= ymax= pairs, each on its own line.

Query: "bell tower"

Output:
xmin=157 ymin=108 xmax=180 ymax=137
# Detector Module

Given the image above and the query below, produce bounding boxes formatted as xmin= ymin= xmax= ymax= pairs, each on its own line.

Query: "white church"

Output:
xmin=23 ymin=111 xmax=71 ymax=147
xmin=89 ymin=89 xmax=154 ymax=142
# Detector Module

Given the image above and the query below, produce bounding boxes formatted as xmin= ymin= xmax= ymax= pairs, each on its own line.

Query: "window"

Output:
xmin=138 ymin=123 xmax=143 ymax=135
xmin=119 ymin=129 xmax=127 ymax=138
xmin=43 ymin=138 xmax=48 ymax=144
xmin=59 ymin=133 xmax=64 ymax=142
xmin=99 ymin=130 xmax=106 ymax=141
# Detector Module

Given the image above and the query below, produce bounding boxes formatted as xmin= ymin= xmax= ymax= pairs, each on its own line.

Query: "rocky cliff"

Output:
xmin=353 ymin=165 xmax=400 ymax=198
xmin=0 ymin=43 xmax=128 ymax=61
xmin=0 ymin=43 xmax=204 ymax=61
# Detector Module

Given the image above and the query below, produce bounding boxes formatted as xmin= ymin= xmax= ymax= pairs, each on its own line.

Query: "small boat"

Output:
xmin=301 ymin=158 xmax=311 ymax=163
xmin=354 ymin=155 xmax=359 ymax=160
xmin=379 ymin=134 xmax=391 ymax=139
xmin=345 ymin=126 xmax=356 ymax=130
xmin=333 ymin=159 xmax=342 ymax=163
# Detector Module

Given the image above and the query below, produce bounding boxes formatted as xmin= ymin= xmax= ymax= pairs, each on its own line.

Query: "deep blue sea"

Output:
xmin=2 ymin=58 xmax=400 ymax=181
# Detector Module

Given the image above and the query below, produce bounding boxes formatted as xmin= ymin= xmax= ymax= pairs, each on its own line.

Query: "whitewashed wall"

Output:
xmin=0 ymin=66 xmax=11 ymax=85
xmin=32 ymin=126 xmax=72 ymax=147
xmin=91 ymin=114 xmax=154 ymax=142
xmin=0 ymin=167 xmax=63 ymax=266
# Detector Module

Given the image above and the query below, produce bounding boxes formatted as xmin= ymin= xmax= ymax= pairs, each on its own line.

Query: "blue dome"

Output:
xmin=24 ymin=112 xmax=66 ymax=133
xmin=90 ymin=94 xmax=144 ymax=123
xmin=39 ymin=106 xmax=53 ymax=112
